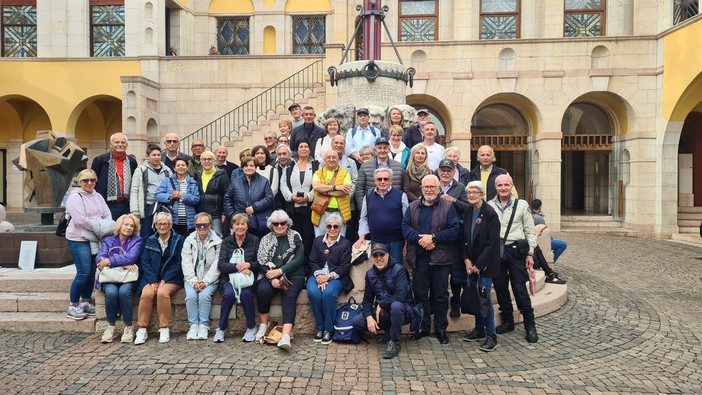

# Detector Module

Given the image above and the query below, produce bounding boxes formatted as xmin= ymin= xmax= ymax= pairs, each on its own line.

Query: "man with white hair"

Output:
xmin=91 ymin=132 xmax=138 ymax=220
xmin=469 ymin=145 xmax=517 ymax=200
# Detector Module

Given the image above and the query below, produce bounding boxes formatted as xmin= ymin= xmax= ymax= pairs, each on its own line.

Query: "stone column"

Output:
xmin=532 ymin=132 xmax=562 ymax=231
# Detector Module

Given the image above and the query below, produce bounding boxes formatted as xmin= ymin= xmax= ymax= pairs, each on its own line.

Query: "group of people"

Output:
xmin=62 ymin=106 xmax=567 ymax=359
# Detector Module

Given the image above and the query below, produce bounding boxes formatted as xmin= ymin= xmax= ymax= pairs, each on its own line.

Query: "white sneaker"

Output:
xmin=121 ymin=326 xmax=134 ymax=343
xmin=79 ymin=301 xmax=96 ymax=316
xmin=186 ymin=324 xmax=198 ymax=340
xmin=101 ymin=326 xmax=115 ymax=343
xmin=66 ymin=305 xmax=87 ymax=321
xmin=213 ymin=328 xmax=225 ymax=343
xmin=134 ymin=328 xmax=148 ymax=345
xmin=254 ymin=323 xmax=269 ymax=343
xmin=197 ymin=324 xmax=209 ymax=340
xmin=242 ymin=327 xmax=257 ymax=342
xmin=159 ymin=327 xmax=170 ymax=343
xmin=277 ymin=334 xmax=291 ymax=351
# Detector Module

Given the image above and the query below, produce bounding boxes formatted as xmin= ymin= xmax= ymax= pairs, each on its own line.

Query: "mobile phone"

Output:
xmin=296 ymin=192 xmax=305 ymax=197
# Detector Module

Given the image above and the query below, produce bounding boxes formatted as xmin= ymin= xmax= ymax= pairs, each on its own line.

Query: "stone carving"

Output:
xmin=319 ymin=104 xmax=420 ymax=134
xmin=0 ymin=221 xmax=15 ymax=232
xmin=12 ymin=131 xmax=88 ymax=207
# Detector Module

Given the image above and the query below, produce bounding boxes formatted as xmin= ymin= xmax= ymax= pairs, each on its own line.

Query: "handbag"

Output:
xmin=461 ymin=274 xmax=491 ymax=319
xmin=351 ymin=239 xmax=371 ymax=266
xmin=310 ymin=169 xmax=339 ymax=216
xmin=98 ymin=246 xmax=139 ymax=284
xmin=228 ymin=248 xmax=254 ymax=303
xmin=55 ymin=216 xmax=70 ymax=237
xmin=263 ymin=321 xmax=294 ymax=345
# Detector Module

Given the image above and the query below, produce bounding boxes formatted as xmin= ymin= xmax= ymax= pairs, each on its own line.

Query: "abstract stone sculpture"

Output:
xmin=12 ymin=131 xmax=87 ymax=207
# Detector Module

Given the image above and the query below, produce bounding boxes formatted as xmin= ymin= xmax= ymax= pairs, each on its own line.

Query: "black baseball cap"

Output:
xmin=288 ymin=103 xmax=300 ymax=111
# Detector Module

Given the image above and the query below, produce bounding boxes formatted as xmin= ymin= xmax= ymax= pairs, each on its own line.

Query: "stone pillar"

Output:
xmin=532 ymin=132 xmax=562 ymax=231
xmin=121 ymin=76 xmax=162 ymax=162
xmin=37 ymin=0 xmax=90 ymax=57
xmin=125 ymin=0 xmax=166 ymax=57
xmin=334 ymin=61 xmax=409 ymax=108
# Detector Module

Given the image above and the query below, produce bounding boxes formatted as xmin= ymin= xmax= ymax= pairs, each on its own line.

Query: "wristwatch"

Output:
xmin=431 ymin=234 xmax=436 ymax=243
xmin=331 ymin=184 xmax=336 ymax=192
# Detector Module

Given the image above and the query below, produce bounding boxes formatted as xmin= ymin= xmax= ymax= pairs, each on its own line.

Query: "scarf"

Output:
xmin=406 ymin=159 xmax=432 ymax=184
xmin=107 ymin=152 xmax=132 ymax=202
xmin=389 ymin=141 xmax=406 ymax=155
xmin=257 ymin=229 xmax=302 ymax=269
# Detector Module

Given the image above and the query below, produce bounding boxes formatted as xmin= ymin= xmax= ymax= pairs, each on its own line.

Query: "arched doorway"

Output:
xmin=678 ymin=110 xmax=702 ymax=209
xmin=560 ymin=102 xmax=612 ymax=214
xmin=471 ymin=102 xmax=531 ymax=197
xmin=68 ymin=95 xmax=122 ymax=162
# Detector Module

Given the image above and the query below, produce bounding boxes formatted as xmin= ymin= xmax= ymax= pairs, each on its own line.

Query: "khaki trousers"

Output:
xmin=137 ymin=283 xmax=182 ymax=328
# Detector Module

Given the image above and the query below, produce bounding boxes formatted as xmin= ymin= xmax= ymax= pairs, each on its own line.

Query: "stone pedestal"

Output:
xmin=334 ymin=61 xmax=410 ymax=108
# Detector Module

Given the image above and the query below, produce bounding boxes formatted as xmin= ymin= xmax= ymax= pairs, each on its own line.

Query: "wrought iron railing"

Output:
xmin=471 ymin=135 xmax=528 ymax=151
xmin=561 ymin=134 xmax=612 ymax=151
xmin=180 ymin=59 xmax=325 ymax=152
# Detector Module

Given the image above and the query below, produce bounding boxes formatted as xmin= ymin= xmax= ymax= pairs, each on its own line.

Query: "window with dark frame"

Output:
xmin=217 ymin=17 xmax=250 ymax=55
xmin=480 ymin=0 xmax=520 ymax=40
xmin=90 ymin=0 xmax=125 ymax=57
xmin=292 ymin=15 xmax=326 ymax=54
xmin=1 ymin=1 xmax=37 ymax=57
xmin=564 ymin=0 xmax=606 ymax=37
xmin=398 ymin=0 xmax=438 ymax=42
xmin=674 ymin=0 xmax=699 ymax=25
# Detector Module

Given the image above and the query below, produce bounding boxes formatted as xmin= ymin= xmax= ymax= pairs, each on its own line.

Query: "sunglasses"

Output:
xmin=326 ymin=224 xmax=340 ymax=230
xmin=80 ymin=178 xmax=96 ymax=184
xmin=165 ymin=140 xmax=178 ymax=143
xmin=375 ymin=177 xmax=390 ymax=182
xmin=195 ymin=223 xmax=210 ymax=229
xmin=272 ymin=222 xmax=287 ymax=227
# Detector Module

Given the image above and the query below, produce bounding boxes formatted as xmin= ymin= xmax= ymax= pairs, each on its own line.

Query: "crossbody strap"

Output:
xmin=501 ymin=198 xmax=519 ymax=246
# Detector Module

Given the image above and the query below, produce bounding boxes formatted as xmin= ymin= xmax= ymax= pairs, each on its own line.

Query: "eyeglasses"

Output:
xmin=375 ymin=177 xmax=390 ymax=182
xmin=326 ymin=224 xmax=340 ymax=230
xmin=80 ymin=178 xmax=96 ymax=184
xmin=155 ymin=223 xmax=170 ymax=228
xmin=264 ymin=137 xmax=275 ymax=140
xmin=422 ymin=186 xmax=438 ymax=190
xmin=201 ymin=158 xmax=214 ymax=161
xmin=165 ymin=140 xmax=178 ymax=143
xmin=439 ymin=168 xmax=453 ymax=172
xmin=195 ymin=223 xmax=210 ymax=229
xmin=467 ymin=191 xmax=484 ymax=196
xmin=192 ymin=144 xmax=204 ymax=148
xmin=272 ymin=222 xmax=287 ymax=227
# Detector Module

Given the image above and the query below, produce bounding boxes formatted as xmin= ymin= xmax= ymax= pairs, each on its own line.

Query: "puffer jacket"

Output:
xmin=138 ymin=230 xmax=185 ymax=291
xmin=223 ymin=172 xmax=274 ymax=220
xmin=354 ymin=158 xmax=404 ymax=209
xmin=360 ymin=259 xmax=413 ymax=319
xmin=65 ymin=187 xmax=112 ymax=242
xmin=95 ymin=235 xmax=144 ymax=267
xmin=154 ymin=174 xmax=200 ymax=229
xmin=181 ymin=230 xmax=222 ymax=287
xmin=196 ymin=168 xmax=229 ymax=218
xmin=217 ymin=233 xmax=261 ymax=286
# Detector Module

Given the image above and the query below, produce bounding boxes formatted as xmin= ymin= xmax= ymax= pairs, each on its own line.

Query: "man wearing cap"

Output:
xmin=354 ymin=136 xmax=404 ymax=213
xmin=288 ymin=103 xmax=304 ymax=129
xmin=290 ymin=106 xmax=325 ymax=159
xmin=403 ymin=109 xmax=431 ymax=148
xmin=346 ymin=108 xmax=382 ymax=165
xmin=402 ymin=174 xmax=460 ymax=344
xmin=436 ymin=159 xmax=470 ymax=318
xmin=356 ymin=167 xmax=409 ymax=267
xmin=352 ymin=242 xmax=415 ymax=359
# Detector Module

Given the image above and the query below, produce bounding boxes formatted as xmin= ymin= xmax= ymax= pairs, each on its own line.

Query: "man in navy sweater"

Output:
xmin=355 ymin=167 xmax=408 ymax=267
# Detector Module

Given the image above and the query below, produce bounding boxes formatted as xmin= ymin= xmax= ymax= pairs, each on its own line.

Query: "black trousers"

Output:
xmin=493 ymin=249 xmax=535 ymax=327
xmin=412 ymin=257 xmax=450 ymax=332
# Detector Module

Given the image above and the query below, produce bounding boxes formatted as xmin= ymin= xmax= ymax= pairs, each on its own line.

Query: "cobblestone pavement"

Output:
xmin=0 ymin=234 xmax=700 ymax=394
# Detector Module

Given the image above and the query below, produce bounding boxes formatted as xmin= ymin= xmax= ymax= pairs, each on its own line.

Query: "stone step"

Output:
xmin=676 ymin=213 xmax=702 ymax=220
xmin=677 ymin=219 xmax=702 ymax=227
xmin=0 ymin=269 xmax=74 ymax=293
xmin=677 ymin=206 xmax=702 ymax=214
xmin=560 ymin=227 xmax=637 ymax=237
xmin=670 ymin=234 xmax=702 ymax=246
xmin=0 ymin=292 xmax=67 ymax=312
xmin=677 ymin=226 xmax=700 ymax=234
xmin=561 ymin=220 xmax=622 ymax=228
xmin=560 ymin=215 xmax=615 ymax=222
xmin=0 ymin=312 xmax=95 ymax=332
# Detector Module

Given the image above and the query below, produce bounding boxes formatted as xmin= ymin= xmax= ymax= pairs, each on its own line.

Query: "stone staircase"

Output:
xmin=560 ymin=215 xmax=637 ymax=237
xmin=676 ymin=207 xmax=702 ymax=234
xmin=0 ymin=260 xmax=567 ymax=335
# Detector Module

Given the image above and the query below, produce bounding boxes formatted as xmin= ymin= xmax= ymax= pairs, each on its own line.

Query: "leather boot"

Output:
xmin=495 ymin=316 xmax=515 ymax=334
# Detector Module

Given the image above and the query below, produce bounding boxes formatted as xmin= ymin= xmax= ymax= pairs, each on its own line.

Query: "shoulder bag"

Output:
xmin=500 ymin=199 xmax=518 ymax=260
xmin=228 ymin=248 xmax=254 ymax=303
xmin=461 ymin=274 xmax=491 ymax=318
xmin=57 ymin=194 xmax=86 ymax=237
xmin=310 ymin=169 xmax=338 ymax=215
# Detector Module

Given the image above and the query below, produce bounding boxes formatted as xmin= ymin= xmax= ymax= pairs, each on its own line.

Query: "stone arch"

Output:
xmin=591 ymin=45 xmax=609 ymax=69
xmin=146 ymin=118 xmax=159 ymax=144
xmin=263 ymin=26 xmax=276 ymax=54
xmin=498 ymin=48 xmax=516 ymax=71
xmin=405 ymin=94 xmax=452 ymax=143
xmin=410 ymin=50 xmax=428 ymax=70
xmin=145 ymin=27 xmax=154 ymax=44
xmin=67 ymin=95 xmax=122 ymax=146
xmin=472 ymin=93 xmax=541 ymax=136
xmin=125 ymin=116 xmax=136 ymax=134
xmin=0 ymin=95 xmax=52 ymax=143
xmin=563 ymin=92 xmax=635 ymax=136
xmin=125 ymin=91 xmax=137 ymax=108
xmin=145 ymin=2 xmax=153 ymax=19
xmin=209 ymin=0 xmax=254 ymax=14
xmin=284 ymin=0 xmax=332 ymax=12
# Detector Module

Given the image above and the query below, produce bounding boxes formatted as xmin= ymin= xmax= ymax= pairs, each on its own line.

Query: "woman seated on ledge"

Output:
xmin=306 ymin=213 xmax=353 ymax=345
xmin=214 ymin=213 xmax=261 ymax=343
xmin=96 ymin=214 xmax=143 ymax=343
xmin=254 ymin=210 xmax=305 ymax=351
xmin=134 ymin=212 xmax=185 ymax=345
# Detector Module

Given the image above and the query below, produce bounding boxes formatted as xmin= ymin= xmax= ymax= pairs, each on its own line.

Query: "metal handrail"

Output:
xmin=180 ymin=59 xmax=325 ymax=152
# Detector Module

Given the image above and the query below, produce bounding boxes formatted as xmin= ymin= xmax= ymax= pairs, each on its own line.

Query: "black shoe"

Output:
xmin=410 ymin=330 xmax=430 ymax=340
xmin=449 ymin=305 xmax=461 ymax=318
xmin=479 ymin=334 xmax=498 ymax=352
xmin=545 ymin=273 xmax=567 ymax=284
xmin=495 ymin=321 xmax=515 ymax=334
xmin=313 ymin=330 xmax=323 ymax=343
xmin=321 ymin=331 xmax=333 ymax=345
xmin=378 ymin=333 xmax=391 ymax=344
xmin=382 ymin=341 xmax=400 ymax=359
xmin=526 ymin=327 xmax=539 ymax=343
xmin=436 ymin=330 xmax=450 ymax=344
xmin=462 ymin=328 xmax=486 ymax=342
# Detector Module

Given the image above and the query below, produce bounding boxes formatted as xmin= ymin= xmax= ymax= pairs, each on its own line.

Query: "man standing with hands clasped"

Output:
xmin=487 ymin=174 xmax=539 ymax=343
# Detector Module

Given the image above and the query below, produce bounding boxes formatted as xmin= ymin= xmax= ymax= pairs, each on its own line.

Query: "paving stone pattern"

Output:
xmin=0 ymin=234 xmax=700 ymax=394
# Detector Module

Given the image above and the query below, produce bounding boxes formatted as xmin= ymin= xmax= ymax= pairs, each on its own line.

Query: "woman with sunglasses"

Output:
xmin=65 ymin=169 xmax=112 ymax=320
xmin=254 ymin=210 xmax=305 ymax=351
xmin=181 ymin=212 xmax=222 ymax=341
xmin=306 ymin=213 xmax=353 ymax=345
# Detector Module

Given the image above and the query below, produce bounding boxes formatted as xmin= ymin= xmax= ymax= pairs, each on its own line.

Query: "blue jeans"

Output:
xmin=551 ymin=239 xmax=568 ymax=262
xmin=67 ymin=240 xmax=96 ymax=305
xmin=211 ymin=218 xmax=223 ymax=237
xmin=373 ymin=240 xmax=403 ymax=268
xmin=306 ymin=277 xmax=343 ymax=332
xmin=184 ymin=282 xmax=218 ymax=326
xmin=472 ymin=275 xmax=495 ymax=335
xmin=103 ymin=282 xmax=135 ymax=324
